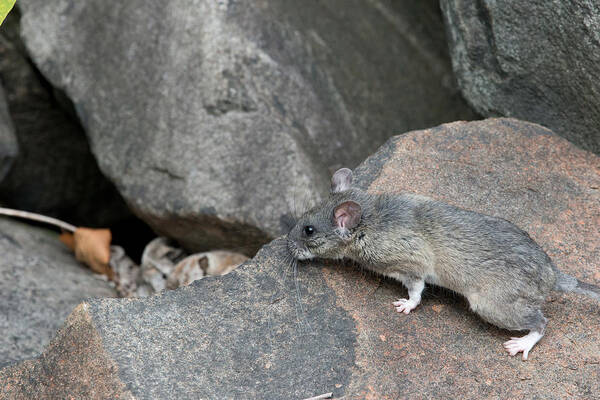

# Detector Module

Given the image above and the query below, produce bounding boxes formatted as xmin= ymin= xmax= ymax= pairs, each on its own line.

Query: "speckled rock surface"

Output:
xmin=17 ymin=0 xmax=476 ymax=252
xmin=440 ymin=0 xmax=600 ymax=154
xmin=2 ymin=118 xmax=598 ymax=398
xmin=0 ymin=84 xmax=17 ymax=183
xmin=0 ymin=217 xmax=116 ymax=367
xmin=350 ymin=118 xmax=600 ymax=398
xmin=1 ymin=240 xmax=357 ymax=399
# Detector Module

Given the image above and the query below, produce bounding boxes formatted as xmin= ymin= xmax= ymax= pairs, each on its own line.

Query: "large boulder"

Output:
xmin=0 ymin=84 xmax=17 ymax=182
xmin=440 ymin=0 xmax=600 ymax=154
xmin=0 ymin=217 xmax=116 ymax=367
xmin=17 ymin=0 xmax=477 ymax=252
xmin=0 ymin=11 xmax=131 ymax=227
xmin=2 ymin=119 xmax=598 ymax=398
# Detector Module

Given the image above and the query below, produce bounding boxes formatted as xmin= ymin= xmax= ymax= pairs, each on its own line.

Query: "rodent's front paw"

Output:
xmin=393 ymin=298 xmax=419 ymax=314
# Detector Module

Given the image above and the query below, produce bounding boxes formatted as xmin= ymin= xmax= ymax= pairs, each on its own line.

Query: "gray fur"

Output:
xmin=555 ymin=271 xmax=600 ymax=300
xmin=288 ymin=170 xmax=599 ymax=336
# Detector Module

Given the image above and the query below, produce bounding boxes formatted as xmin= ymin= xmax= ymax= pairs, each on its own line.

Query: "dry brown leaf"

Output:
xmin=167 ymin=250 xmax=248 ymax=289
xmin=60 ymin=228 xmax=113 ymax=279
xmin=0 ymin=207 xmax=115 ymax=280
xmin=59 ymin=231 xmax=75 ymax=251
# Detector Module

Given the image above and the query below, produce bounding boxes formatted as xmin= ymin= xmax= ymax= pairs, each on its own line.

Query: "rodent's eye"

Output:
xmin=303 ymin=225 xmax=315 ymax=236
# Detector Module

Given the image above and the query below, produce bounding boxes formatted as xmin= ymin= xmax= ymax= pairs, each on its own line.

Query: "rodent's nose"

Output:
xmin=286 ymin=239 xmax=303 ymax=258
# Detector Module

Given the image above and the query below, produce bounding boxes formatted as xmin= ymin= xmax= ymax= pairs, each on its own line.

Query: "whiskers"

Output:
xmin=267 ymin=239 xmax=311 ymax=333
xmin=292 ymin=256 xmax=311 ymax=332
xmin=282 ymin=170 xmax=318 ymax=236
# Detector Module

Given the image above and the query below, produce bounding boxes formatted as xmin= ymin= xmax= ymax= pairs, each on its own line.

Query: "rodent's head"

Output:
xmin=287 ymin=168 xmax=362 ymax=260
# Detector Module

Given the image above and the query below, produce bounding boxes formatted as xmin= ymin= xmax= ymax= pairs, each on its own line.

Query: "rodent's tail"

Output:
xmin=554 ymin=271 xmax=600 ymax=300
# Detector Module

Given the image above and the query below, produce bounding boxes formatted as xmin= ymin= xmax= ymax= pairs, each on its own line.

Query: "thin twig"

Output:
xmin=302 ymin=393 xmax=333 ymax=400
xmin=0 ymin=207 xmax=77 ymax=232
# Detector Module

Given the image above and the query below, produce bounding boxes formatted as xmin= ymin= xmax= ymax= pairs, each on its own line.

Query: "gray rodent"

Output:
xmin=287 ymin=168 xmax=600 ymax=360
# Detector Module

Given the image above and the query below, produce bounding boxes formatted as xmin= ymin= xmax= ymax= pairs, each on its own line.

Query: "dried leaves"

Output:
xmin=61 ymin=232 xmax=248 ymax=297
xmin=0 ymin=207 xmax=248 ymax=297
xmin=0 ymin=207 xmax=114 ymax=279
xmin=167 ymin=251 xmax=249 ymax=289
xmin=60 ymin=228 xmax=114 ymax=279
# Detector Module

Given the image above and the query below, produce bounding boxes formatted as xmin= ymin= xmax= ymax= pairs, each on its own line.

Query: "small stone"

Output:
xmin=431 ymin=304 xmax=444 ymax=313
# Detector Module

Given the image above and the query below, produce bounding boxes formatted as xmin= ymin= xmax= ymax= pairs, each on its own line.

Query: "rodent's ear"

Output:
xmin=331 ymin=168 xmax=353 ymax=193
xmin=333 ymin=201 xmax=362 ymax=230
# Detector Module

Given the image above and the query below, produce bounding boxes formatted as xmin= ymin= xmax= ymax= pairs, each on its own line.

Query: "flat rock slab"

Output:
xmin=2 ymin=118 xmax=599 ymax=399
xmin=0 ymin=217 xmax=116 ymax=366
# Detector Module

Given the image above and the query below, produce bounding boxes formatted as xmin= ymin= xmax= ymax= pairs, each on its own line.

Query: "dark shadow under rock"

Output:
xmin=0 ymin=11 xmax=132 ymax=228
xmin=0 ymin=83 xmax=17 ymax=182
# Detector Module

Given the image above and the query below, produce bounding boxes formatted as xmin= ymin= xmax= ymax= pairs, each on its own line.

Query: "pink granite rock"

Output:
xmin=2 ymin=118 xmax=598 ymax=399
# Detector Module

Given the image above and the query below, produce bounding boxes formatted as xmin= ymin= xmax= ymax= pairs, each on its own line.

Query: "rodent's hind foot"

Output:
xmin=503 ymin=331 xmax=544 ymax=361
xmin=393 ymin=298 xmax=419 ymax=314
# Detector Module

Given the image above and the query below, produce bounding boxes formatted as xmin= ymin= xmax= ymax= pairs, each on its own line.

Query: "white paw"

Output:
xmin=393 ymin=298 xmax=418 ymax=314
xmin=503 ymin=331 xmax=543 ymax=361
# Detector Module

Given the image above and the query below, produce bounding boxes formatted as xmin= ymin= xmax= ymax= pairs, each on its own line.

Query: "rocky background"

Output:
xmin=0 ymin=1 xmax=598 ymax=398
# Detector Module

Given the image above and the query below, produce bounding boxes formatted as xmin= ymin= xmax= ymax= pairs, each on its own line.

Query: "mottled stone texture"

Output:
xmin=351 ymin=118 xmax=600 ymax=398
xmin=0 ymin=305 xmax=133 ymax=400
xmin=0 ymin=84 xmax=17 ymax=182
xmin=2 ymin=240 xmax=357 ymax=399
xmin=0 ymin=12 xmax=131 ymax=227
xmin=17 ymin=0 xmax=476 ymax=252
xmin=441 ymin=0 xmax=600 ymax=154
xmin=0 ymin=217 xmax=116 ymax=366
xmin=2 ymin=119 xmax=598 ymax=398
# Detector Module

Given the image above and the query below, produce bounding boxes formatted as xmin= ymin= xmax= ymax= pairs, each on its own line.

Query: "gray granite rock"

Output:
xmin=0 ymin=84 xmax=17 ymax=183
xmin=18 ymin=0 xmax=476 ymax=252
xmin=441 ymin=0 xmax=600 ymax=154
xmin=0 ymin=217 xmax=116 ymax=366
xmin=0 ymin=11 xmax=131 ymax=227
xmin=1 ymin=239 xmax=357 ymax=399
xmin=2 ymin=119 xmax=598 ymax=399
